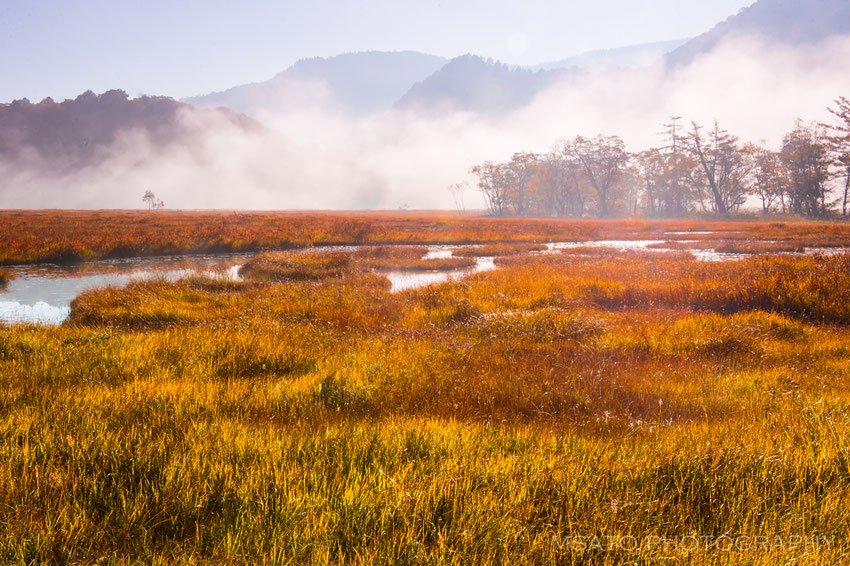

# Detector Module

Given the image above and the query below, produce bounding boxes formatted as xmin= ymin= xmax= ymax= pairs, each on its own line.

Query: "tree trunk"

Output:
xmin=692 ymin=136 xmax=726 ymax=214
xmin=844 ymin=170 xmax=849 ymax=216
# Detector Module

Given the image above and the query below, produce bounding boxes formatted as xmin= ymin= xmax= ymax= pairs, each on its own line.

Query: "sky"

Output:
xmin=1 ymin=0 xmax=754 ymax=102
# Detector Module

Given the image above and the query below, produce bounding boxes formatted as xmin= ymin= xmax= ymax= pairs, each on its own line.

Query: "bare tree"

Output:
xmin=470 ymin=161 xmax=512 ymax=216
xmin=142 ymin=190 xmax=164 ymax=210
xmin=686 ymin=121 xmax=752 ymax=214
xmin=825 ymin=96 xmax=850 ymax=216
xmin=448 ymin=182 xmax=467 ymax=215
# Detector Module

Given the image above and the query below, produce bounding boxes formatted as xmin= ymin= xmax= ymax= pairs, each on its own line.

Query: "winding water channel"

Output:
xmin=1 ymin=239 xmax=847 ymax=326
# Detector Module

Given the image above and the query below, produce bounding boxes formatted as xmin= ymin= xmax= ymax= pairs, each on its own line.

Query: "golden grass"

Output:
xmin=0 ymin=268 xmax=9 ymax=289
xmin=238 ymin=250 xmax=353 ymax=282
xmin=2 ymin=236 xmax=850 ymax=563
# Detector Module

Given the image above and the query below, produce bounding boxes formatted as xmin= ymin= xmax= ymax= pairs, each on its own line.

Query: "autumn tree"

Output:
xmin=540 ymin=145 xmax=589 ymax=217
xmin=780 ymin=121 xmax=833 ymax=217
xmin=686 ymin=121 xmax=752 ymax=214
xmin=564 ymin=135 xmax=630 ymax=217
xmin=635 ymin=148 xmax=665 ymax=216
xmin=505 ymin=152 xmax=541 ymax=216
xmin=655 ymin=117 xmax=694 ymax=216
xmin=750 ymin=145 xmax=787 ymax=213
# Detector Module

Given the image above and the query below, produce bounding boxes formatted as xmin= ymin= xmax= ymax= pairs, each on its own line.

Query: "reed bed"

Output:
xmin=3 ymin=209 xmax=850 ymax=265
xmin=2 ymin=243 xmax=850 ymax=563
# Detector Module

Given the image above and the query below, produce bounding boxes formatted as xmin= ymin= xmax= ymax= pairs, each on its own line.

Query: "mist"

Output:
xmin=3 ymin=33 xmax=850 ymax=211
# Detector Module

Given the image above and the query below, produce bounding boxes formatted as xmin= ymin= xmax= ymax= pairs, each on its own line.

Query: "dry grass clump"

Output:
xmin=69 ymin=280 xmax=197 ymax=329
xmin=714 ymin=240 xmax=807 ymax=254
xmin=472 ymin=307 xmax=604 ymax=343
xmin=0 ymin=269 xmax=9 ymax=289
xmin=354 ymin=244 xmax=431 ymax=260
xmin=238 ymin=250 xmax=352 ymax=281
xmin=453 ymin=242 xmax=548 ymax=257
xmin=355 ymin=245 xmax=477 ymax=270
xmin=180 ymin=273 xmax=255 ymax=293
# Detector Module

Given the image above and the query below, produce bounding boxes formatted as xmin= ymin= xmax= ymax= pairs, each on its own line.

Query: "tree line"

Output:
xmin=466 ymin=97 xmax=850 ymax=218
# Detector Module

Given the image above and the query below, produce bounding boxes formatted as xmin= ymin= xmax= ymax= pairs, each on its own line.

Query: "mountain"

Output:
xmin=186 ymin=51 xmax=447 ymax=117
xmin=532 ymin=39 xmax=689 ymax=72
xmin=395 ymin=55 xmax=569 ymax=114
xmin=667 ymin=0 xmax=850 ymax=66
xmin=0 ymin=89 xmax=256 ymax=172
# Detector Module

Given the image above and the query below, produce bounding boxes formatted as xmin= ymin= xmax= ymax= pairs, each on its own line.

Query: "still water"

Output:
xmin=0 ymin=254 xmax=248 ymax=325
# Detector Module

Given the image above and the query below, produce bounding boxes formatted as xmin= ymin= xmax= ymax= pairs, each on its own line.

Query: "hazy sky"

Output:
xmin=2 ymin=0 xmax=753 ymax=102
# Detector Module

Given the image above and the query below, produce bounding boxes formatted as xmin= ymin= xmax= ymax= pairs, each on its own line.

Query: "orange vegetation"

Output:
xmin=2 ymin=209 xmax=850 ymax=265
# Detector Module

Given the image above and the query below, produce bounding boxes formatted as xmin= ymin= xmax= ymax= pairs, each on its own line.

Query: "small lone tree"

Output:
xmin=142 ymin=190 xmax=164 ymax=210
xmin=448 ymin=182 xmax=467 ymax=215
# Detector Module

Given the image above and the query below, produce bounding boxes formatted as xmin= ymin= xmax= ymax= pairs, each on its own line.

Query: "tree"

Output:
xmin=686 ymin=121 xmax=750 ymax=214
xmin=539 ymin=149 xmax=587 ymax=217
xmin=750 ymin=145 xmax=787 ymax=213
xmin=470 ymin=161 xmax=511 ymax=216
xmin=635 ymin=148 xmax=665 ymax=216
xmin=143 ymin=190 xmax=164 ymax=210
xmin=447 ymin=182 xmax=467 ymax=215
xmin=505 ymin=152 xmax=541 ymax=216
xmin=651 ymin=117 xmax=696 ymax=217
xmin=825 ymin=96 xmax=850 ymax=216
xmin=564 ymin=135 xmax=630 ymax=217
xmin=780 ymin=121 xmax=833 ymax=217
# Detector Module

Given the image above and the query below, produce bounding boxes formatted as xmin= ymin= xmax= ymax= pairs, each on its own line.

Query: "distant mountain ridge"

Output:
xmin=667 ymin=0 xmax=850 ymax=66
xmin=186 ymin=51 xmax=447 ymax=116
xmin=186 ymin=42 xmax=686 ymax=118
xmin=394 ymin=55 xmax=570 ymax=114
xmin=0 ymin=89 xmax=256 ymax=171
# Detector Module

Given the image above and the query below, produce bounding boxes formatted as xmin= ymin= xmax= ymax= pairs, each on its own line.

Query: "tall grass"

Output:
xmin=2 ymin=247 xmax=850 ymax=563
